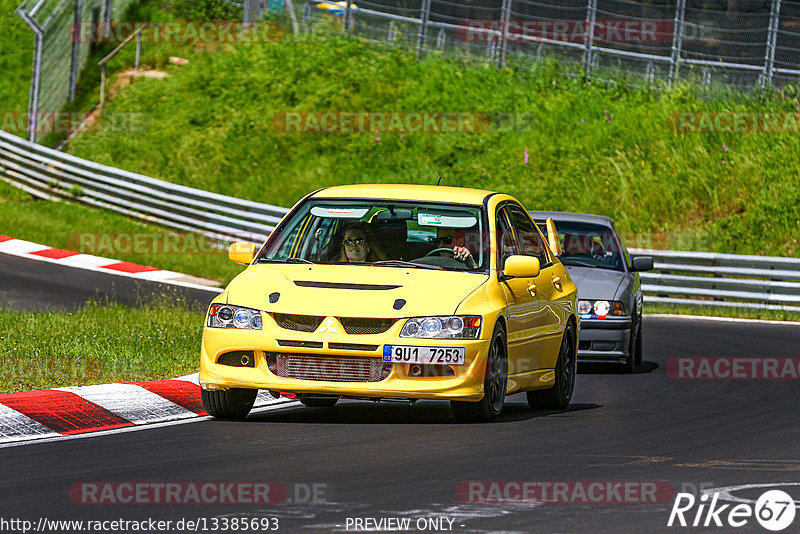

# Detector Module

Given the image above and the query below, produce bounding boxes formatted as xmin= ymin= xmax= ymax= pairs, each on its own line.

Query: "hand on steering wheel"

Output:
xmin=425 ymin=247 xmax=456 ymax=257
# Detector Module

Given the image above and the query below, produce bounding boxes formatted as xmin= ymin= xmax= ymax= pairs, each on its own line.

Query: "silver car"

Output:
xmin=530 ymin=211 xmax=653 ymax=372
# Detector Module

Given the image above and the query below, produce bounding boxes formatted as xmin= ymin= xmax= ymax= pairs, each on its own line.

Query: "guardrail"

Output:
xmin=1 ymin=128 xmax=798 ymax=313
xmin=0 ymin=130 xmax=288 ymax=244
xmin=629 ymin=248 xmax=800 ymax=313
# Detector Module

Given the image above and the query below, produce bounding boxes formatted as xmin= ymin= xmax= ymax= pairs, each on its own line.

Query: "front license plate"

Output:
xmin=383 ymin=345 xmax=465 ymax=365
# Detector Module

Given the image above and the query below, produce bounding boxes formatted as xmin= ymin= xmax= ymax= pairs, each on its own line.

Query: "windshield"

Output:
xmin=537 ymin=221 xmax=625 ymax=272
xmin=257 ymin=199 xmax=487 ymax=272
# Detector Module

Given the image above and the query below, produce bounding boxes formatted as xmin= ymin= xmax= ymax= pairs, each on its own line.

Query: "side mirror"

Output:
xmin=631 ymin=256 xmax=654 ymax=272
xmin=502 ymin=255 xmax=540 ymax=279
xmin=545 ymin=217 xmax=562 ymax=256
xmin=228 ymin=242 xmax=257 ymax=265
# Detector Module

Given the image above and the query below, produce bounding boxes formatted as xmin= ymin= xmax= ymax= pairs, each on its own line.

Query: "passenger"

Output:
xmin=435 ymin=227 xmax=477 ymax=268
xmin=338 ymin=222 xmax=388 ymax=263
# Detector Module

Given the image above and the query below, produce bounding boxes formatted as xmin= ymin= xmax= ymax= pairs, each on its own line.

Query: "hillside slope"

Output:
xmin=66 ymin=31 xmax=800 ymax=256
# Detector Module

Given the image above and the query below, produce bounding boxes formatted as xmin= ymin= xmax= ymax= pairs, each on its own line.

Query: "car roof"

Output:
xmin=528 ymin=210 xmax=615 ymax=227
xmin=312 ymin=184 xmax=495 ymax=205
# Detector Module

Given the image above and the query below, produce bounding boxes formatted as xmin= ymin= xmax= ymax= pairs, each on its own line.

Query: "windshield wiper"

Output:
xmin=257 ymin=257 xmax=315 ymax=265
xmin=562 ymin=259 xmax=619 ymax=271
xmin=371 ymin=260 xmax=444 ymax=270
xmin=561 ymin=260 xmax=597 ymax=268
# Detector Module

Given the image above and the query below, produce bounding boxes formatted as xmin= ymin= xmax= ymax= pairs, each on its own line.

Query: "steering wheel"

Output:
xmin=425 ymin=247 xmax=455 ymax=257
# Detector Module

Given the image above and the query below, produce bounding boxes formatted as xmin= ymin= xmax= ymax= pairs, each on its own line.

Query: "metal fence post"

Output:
xmin=499 ymin=0 xmax=511 ymax=67
xmin=416 ymin=0 xmax=431 ymax=59
xmin=303 ymin=1 xmax=311 ymax=30
xmin=344 ymin=1 xmax=353 ymax=32
xmin=135 ymin=26 xmax=141 ymax=71
xmin=764 ymin=0 xmax=782 ymax=86
xmin=104 ymin=0 xmax=111 ymax=39
xmin=69 ymin=0 xmax=82 ymax=101
xmin=15 ymin=7 xmax=43 ymax=142
xmin=243 ymin=0 xmax=255 ymax=23
xmin=583 ymin=0 xmax=597 ymax=76
xmin=669 ymin=0 xmax=686 ymax=87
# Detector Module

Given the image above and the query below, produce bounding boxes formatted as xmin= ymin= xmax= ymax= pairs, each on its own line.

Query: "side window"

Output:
xmin=496 ymin=207 xmax=518 ymax=270
xmin=507 ymin=206 xmax=548 ymax=266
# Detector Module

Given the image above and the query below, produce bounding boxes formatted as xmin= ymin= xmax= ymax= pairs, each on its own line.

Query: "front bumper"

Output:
xmin=576 ymin=317 xmax=631 ymax=363
xmin=199 ymin=317 xmax=492 ymax=402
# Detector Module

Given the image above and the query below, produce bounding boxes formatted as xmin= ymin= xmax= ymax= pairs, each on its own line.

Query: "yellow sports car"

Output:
xmin=200 ymin=185 xmax=578 ymax=422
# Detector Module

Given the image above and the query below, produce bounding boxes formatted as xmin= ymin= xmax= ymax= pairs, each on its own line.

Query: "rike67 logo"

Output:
xmin=668 ymin=490 xmax=796 ymax=531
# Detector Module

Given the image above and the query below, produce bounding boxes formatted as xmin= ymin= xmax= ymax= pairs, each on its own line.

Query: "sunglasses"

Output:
xmin=344 ymin=237 xmax=365 ymax=246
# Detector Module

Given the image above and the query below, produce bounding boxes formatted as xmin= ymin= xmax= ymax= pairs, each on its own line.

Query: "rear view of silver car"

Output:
xmin=531 ymin=212 xmax=653 ymax=372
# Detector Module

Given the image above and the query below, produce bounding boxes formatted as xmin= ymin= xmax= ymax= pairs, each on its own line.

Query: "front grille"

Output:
xmin=338 ymin=317 xmax=396 ymax=335
xmin=328 ymin=342 xmax=379 ymax=352
xmin=266 ymin=353 xmax=392 ymax=382
xmin=277 ymin=340 xmax=324 ymax=349
xmin=272 ymin=313 xmax=325 ymax=332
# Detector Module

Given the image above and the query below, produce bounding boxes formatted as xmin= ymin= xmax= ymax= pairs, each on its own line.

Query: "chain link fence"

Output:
xmin=247 ymin=0 xmax=800 ymax=91
xmin=15 ymin=0 xmax=139 ymax=142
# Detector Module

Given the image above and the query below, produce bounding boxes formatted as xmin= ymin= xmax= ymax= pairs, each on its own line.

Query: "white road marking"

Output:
xmin=54 ymin=383 xmax=195 ymax=424
xmin=702 ymin=483 xmax=800 ymax=506
xmin=0 ymin=398 xmax=300 ymax=449
xmin=0 ymin=239 xmax=50 ymax=255
xmin=645 ymin=314 xmax=800 ymax=326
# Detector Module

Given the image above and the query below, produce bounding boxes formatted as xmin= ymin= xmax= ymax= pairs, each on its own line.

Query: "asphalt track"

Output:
xmin=0 ymin=253 xmax=217 ymax=311
xmin=2 ymin=253 xmax=800 ymax=533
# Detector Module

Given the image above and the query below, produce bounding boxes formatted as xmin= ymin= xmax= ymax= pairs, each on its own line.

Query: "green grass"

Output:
xmin=0 ymin=298 xmax=204 ymax=393
xmin=0 ymin=180 xmax=242 ymax=284
xmin=62 ymin=28 xmax=800 ymax=257
xmin=0 ymin=0 xmax=32 ymax=115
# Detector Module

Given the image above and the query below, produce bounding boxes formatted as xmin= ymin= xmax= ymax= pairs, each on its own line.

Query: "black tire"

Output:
xmin=298 ymin=395 xmax=339 ymax=408
xmin=622 ymin=316 xmax=637 ymax=373
xmin=634 ymin=318 xmax=643 ymax=365
xmin=451 ymin=323 xmax=508 ymax=423
xmin=202 ymin=387 xmax=258 ymax=420
xmin=527 ymin=323 xmax=576 ymax=410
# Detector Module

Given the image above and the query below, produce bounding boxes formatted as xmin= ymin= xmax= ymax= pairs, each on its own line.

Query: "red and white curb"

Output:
xmin=0 ymin=235 xmax=221 ymax=292
xmin=0 ymin=373 xmax=297 ymax=447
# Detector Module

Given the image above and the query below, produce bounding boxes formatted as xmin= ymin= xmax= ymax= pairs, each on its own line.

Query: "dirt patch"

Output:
xmin=109 ymin=69 xmax=168 ymax=100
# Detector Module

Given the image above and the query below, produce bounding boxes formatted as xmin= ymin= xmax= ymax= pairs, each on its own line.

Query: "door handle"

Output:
xmin=527 ymin=283 xmax=536 ymax=296
xmin=552 ymin=276 xmax=562 ymax=290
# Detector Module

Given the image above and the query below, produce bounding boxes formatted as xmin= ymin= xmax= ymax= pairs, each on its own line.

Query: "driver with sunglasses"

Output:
xmin=338 ymin=222 xmax=388 ymax=263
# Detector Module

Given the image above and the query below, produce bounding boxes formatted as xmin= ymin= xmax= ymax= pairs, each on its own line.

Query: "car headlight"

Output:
xmin=208 ymin=304 xmax=263 ymax=329
xmin=400 ymin=316 xmax=481 ymax=339
xmin=594 ymin=300 xmax=611 ymax=316
xmin=578 ymin=300 xmax=626 ymax=318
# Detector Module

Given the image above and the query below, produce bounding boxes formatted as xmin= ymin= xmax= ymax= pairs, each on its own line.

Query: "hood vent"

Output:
xmin=294 ymin=281 xmax=401 ymax=291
